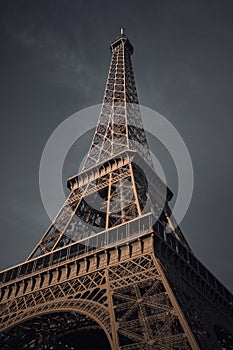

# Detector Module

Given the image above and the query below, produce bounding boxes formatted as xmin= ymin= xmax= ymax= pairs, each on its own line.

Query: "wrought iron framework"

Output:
xmin=0 ymin=31 xmax=233 ymax=349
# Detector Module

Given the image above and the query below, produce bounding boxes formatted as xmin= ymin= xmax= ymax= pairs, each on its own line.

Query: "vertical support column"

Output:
xmin=105 ymin=268 xmax=120 ymax=350
xmin=129 ymin=162 xmax=142 ymax=216
xmin=106 ymin=172 xmax=112 ymax=230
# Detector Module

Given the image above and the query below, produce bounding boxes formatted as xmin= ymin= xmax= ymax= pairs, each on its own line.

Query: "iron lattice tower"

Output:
xmin=0 ymin=31 xmax=233 ymax=350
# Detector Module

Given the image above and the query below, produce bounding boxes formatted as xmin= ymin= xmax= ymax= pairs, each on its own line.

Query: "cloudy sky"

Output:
xmin=0 ymin=0 xmax=232 ymax=292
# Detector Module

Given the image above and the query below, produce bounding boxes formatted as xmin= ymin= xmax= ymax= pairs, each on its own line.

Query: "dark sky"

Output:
xmin=0 ymin=0 xmax=232 ymax=292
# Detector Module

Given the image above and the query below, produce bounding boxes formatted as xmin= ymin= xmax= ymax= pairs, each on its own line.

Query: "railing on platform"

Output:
xmin=0 ymin=212 xmax=232 ymax=309
xmin=0 ymin=213 xmax=153 ymax=285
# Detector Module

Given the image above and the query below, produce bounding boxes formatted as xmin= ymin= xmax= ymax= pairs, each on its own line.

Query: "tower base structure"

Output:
xmin=0 ymin=216 xmax=232 ymax=349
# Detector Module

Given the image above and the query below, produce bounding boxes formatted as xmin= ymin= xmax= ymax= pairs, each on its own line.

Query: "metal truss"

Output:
xmin=1 ymin=227 xmax=233 ymax=348
xmin=0 ymin=235 xmax=199 ymax=349
xmin=27 ymin=149 xmax=190 ymax=260
xmin=82 ymin=33 xmax=153 ymax=170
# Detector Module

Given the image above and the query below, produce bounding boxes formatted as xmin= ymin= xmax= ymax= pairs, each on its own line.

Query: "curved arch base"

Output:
xmin=0 ymin=311 xmax=111 ymax=350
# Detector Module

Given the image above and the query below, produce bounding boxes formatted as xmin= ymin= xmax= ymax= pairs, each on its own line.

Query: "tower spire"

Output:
xmin=82 ymin=32 xmax=153 ymax=170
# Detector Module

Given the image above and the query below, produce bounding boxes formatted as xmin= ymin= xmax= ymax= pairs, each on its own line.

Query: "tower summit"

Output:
xmin=82 ymin=29 xmax=152 ymax=170
xmin=0 ymin=32 xmax=233 ymax=350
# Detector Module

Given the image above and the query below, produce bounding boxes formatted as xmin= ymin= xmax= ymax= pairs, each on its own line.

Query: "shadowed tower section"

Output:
xmin=0 ymin=30 xmax=233 ymax=350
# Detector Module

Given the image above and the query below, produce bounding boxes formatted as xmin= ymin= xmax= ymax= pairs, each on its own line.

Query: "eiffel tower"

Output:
xmin=0 ymin=30 xmax=233 ymax=350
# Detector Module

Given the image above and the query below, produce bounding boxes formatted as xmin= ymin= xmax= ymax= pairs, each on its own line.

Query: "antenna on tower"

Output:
xmin=120 ymin=27 xmax=125 ymax=36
